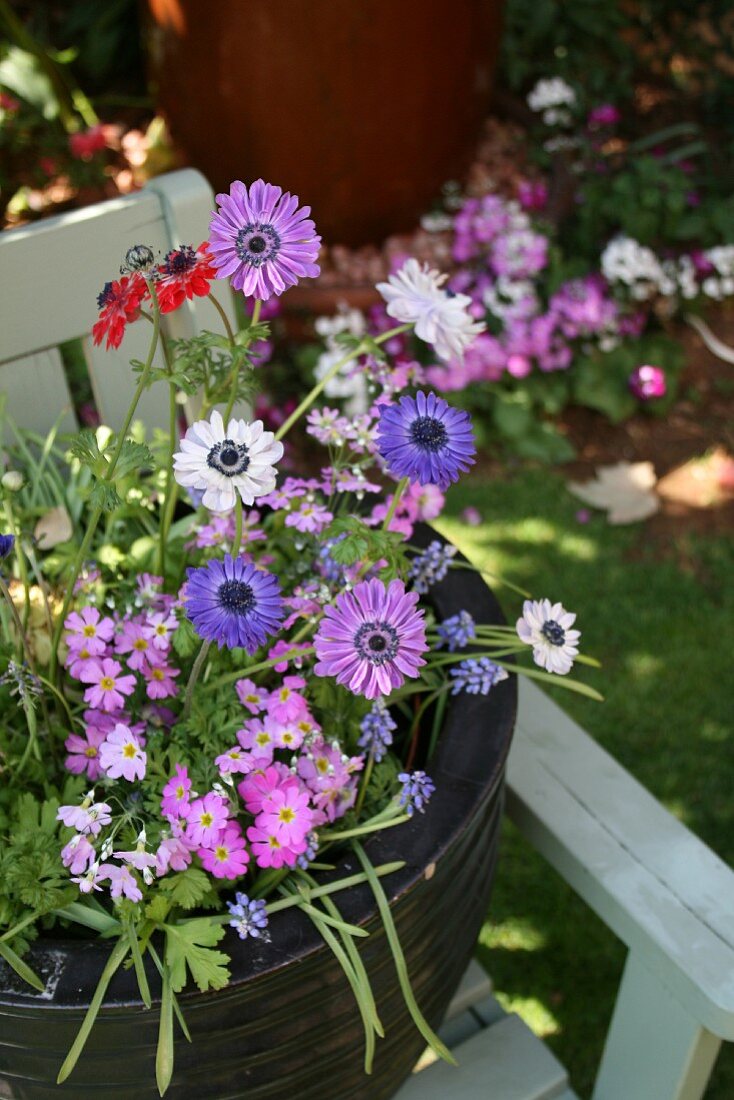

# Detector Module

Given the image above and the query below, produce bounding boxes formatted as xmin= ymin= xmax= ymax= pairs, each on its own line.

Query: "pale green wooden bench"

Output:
xmin=2 ymin=172 xmax=734 ymax=1100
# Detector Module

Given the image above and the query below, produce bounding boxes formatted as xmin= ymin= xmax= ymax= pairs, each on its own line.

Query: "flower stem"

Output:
xmin=354 ymin=748 xmax=375 ymax=819
xmin=381 ymin=477 xmax=409 ymax=531
xmin=221 ymin=299 xmax=261 ymax=425
xmin=232 ymin=495 xmax=243 ymax=557
xmin=207 ymin=292 xmax=236 ymax=346
xmin=182 ymin=639 xmax=211 ymax=720
xmin=3 ymin=499 xmax=31 ymax=631
xmin=274 ymin=324 xmax=411 ymax=443
xmin=49 ymin=290 xmax=161 ymax=679
xmin=0 ymin=573 xmax=35 ymax=670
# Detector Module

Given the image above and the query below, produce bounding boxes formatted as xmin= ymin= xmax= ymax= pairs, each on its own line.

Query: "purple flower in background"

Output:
xmin=0 ymin=534 xmax=14 ymax=560
xmin=628 ymin=364 xmax=666 ymax=401
xmin=397 ymin=770 xmax=435 ymax=816
xmin=314 ymin=578 xmax=427 ymax=699
xmin=517 ymin=179 xmax=548 ymax=212
xmin=209 ymin=179 xmax=321 ymax=300
xmin=377 ymin=392 xmax=476 ymax=490
xmin=450 ymin=657 xmax=509 ymax=695
xmin=186 ymin=554 xmax=284 ymax=652
xmin=587 ymin=104 xmax=621 ymax=128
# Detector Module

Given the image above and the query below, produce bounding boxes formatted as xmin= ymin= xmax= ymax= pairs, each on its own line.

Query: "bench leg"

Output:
xmin=592 ymin=952 xmax=720 ymax=1100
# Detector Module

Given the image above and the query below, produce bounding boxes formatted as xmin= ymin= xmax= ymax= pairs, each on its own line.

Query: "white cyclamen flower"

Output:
xmin=376 ymin=258 xmax=484 ymax=362
xmin=527 ymin=77 xmax=576 ymax=113
xmin=516 ymin=599 xmax=580 ymax=675
xmin=600 ymin=236 xmax=663 ymax=299
xmin=173 ymin=409 xmax=283 ymax=513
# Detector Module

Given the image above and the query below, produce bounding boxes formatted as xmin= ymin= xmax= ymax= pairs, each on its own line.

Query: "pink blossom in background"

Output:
xmin=238 ymin=764 xmax=298 ymax=816
xmin=461 ymin=506 xmax=482 ymax=527
xmin=69 ymin=124 xmax=107 ymax=159
xmin=186 ymin=792 xmax=230 ymax=847
xmin=161 ymin=763 xmax=193 ymax=820
xmin=517 ymin=179 xmax=548 ymax=211
xmin=61 ymin=834 xmax=95 ymax=875
xmin=99 ymin=723 xmax=147 ymax=782
xmin=64 ymin=607 xmax=115 ymax=656
xmin=99 ymin=863 xmax=142 ymax=902
xmin=236 ymin=677 xmax=270 ymax=713
xmin=64 ymin=725 xmax=108 ymax=780
xmin=629 ymin=364 xmax=666 ymax=400
xmin=198 ymin=824 xmax=250 ymax=879
xmin=79 ymin=658 xmax=136 ymax=711
xmin=587 ymin=104 xmax=621 ymax=128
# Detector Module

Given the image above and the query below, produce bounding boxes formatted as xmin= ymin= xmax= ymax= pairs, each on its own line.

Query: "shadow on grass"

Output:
xmin=434 ymin=467 xmax=734 ymax=1098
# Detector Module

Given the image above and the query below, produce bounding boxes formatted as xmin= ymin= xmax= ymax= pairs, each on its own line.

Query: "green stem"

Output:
xmin=354 ymin=749 xmax=375 ymax=818
xmin=0 ymin=573 xmax=36 ymax=671
xmin=207 ymin=292 xmax=236 ymax=346
xmin=3 ymin=498 xmax=31 ymax=632
xmin=14 ymin=695 xmax=40 ymax=779
xmin=274 ymin=324 xmax=411 ymax=442
xmin=232 ymin=495 xmax=243 ymax=558
xmin=49 ymin=289 xmax=161 ymax=679
xmin=182 ymin=639 xmax=211 ymax=720
xmin=381 ymin=477 xmax=409 ymax=532
xmin=221 ymin=299 xmax=259 ymax=424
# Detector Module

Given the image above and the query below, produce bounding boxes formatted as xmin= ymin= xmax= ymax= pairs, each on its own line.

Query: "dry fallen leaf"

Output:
xmin=567 ymin=461 xmax=659 ymax=524
xmin=34 ymin=505 xmax=73 ymax=548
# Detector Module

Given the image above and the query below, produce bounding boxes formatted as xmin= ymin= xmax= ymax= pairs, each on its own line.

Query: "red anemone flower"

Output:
xmin=156 ymin=242 xmax=217 ymax=314
xmin=92 ymin=275 xmax=148 ymax=350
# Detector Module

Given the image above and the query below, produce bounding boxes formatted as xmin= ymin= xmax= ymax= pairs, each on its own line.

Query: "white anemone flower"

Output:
xmin=376 ymin=258 xmax=484 ymax=362
xmin=516 ymin=598 xmax=580 ymax=675
xmin=173 ymin=409 xmax=283 ymax=513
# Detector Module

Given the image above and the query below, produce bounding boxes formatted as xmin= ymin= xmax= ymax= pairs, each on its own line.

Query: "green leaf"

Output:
xmin=159 ymin=869 xmax=213 ymax=910
xmin=69 ymin=429 xmax=105 ymax=474
xmin=89 ymin=481 xmax=122 ymax=513
xmin=57 ymin=937 xmax=130 ymax=1084
xmin=114 ymin=439 xmax=154 ymax=480
xmin=156 ymin=962 xmax=175 ymax=1096
xmin=127 ymin=923 xmax=152 ymax=1009
xmin=164 ymin=919 xmax=230 ymax=994
xmin=0 ymin=938 xmax=45 ymax=992
xmin=172 ymin=618 xmax=198 ymax=659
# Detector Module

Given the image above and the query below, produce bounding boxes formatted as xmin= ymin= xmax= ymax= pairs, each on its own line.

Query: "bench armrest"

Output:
xmin=506 ymin=678 xmax=734 ymax=1041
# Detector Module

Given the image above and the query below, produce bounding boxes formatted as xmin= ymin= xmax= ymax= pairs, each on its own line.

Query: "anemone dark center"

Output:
xmin=207 ymin=439 xmax=250 ymax=477
xmin=164 ymin=246 xmax=197 ymax=276
xmin=218 ymin=580 xmax=255 ymax=614
xmin=541 ymin=619 xmax=566 ymax=646
xmin=97 ymin=281 xmax=115 ymax=310
xmin=410 ymin=416 xmax=448 ymax=452
xmin=354 ymin=621 xmax=399 ymax=665
xmin=234 ymin=222 xmax=281 ymax=267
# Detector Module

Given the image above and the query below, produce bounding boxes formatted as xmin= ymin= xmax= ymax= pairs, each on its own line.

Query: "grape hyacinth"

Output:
xmin=407 ymin=540 xmax=457 ymax=595
xmin=397 ymin=770 xmax=435 ymax=817
xmin=227 ymin=893 xmax=270 ymax=940
xmin=436 ymin=610 xmax=476 ymax=651
xmin=450 ymin=657 xmax=509 ymax=695
xmin=358 ymin=699 xmax=397 ymax=762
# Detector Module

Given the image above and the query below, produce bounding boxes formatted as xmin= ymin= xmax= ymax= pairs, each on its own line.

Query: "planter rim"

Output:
xmin=0 ymin=526 xmax=517 ymax=1011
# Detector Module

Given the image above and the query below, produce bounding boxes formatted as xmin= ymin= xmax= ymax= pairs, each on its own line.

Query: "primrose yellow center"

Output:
xmin=230 ymin=751 xmax=241 ymax=759
xmin=282 ymin=733 xmax=294 ymax=745
xmin=84 ymin=747 xmax=98 ymax=758
xmin=123 ymin=743 xmax=137 ymax=758
xmin=100 ymin=676 xmax=115 ymax=690
xmin=152 ymin=668 xmax=164 ymax=681
xmin=156 ymin=625 xmax=166 ymax=635
xmin=246 ymin=694 xmax=258 ymax=704
xmin=82 ymin=624 xmax=96 ymax=637
xmin=278 ymin=807 xmax=295 ymax=824
xmin=268 ymin=836 xmax=282 ymax=849
xmin=176 ymin=785 xmax=185 ymax=799
xmin=316 ymin=758 xmax=329 ymax=774
xmin=215 ymin=846 xmax=228 ymax=862
xmin=256 ymin=733 xmax=270 ymax=747
xmin=200 ymin=812 xmax=213 ymax=828
xmin=133 ymin=639 xmax=148 ymax=651
xmin=279 ymin=689 xmax=290 ymax=702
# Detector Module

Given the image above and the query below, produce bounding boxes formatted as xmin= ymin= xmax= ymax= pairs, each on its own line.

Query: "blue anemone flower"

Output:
xmin=185 ymin=554 xmax=284 ymax=652
xmin=376 ymin=391 xmax=475 ymax=490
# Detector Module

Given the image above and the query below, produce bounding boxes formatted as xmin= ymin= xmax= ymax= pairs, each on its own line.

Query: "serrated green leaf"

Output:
xmin=114 ymin=440 xmax=154 ymax=480
xmin=172 ymin=618 xmax=198 ymax=659
xmin=159 ymin=868 xmax=213 ymax=910
xmin=89 ymin=481 xmax=122 ymax=513
xmin=164 ymin=918 xmax=230 ymax=994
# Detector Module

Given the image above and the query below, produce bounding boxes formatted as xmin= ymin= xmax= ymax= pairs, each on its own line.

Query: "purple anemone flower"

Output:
xmin=208 ymin=179 xmax=321 ymax=301
xmin=376 ymin=392 xmax=476 ymax=490
xmin=314 ymin=578 xmax=427 ymax=699
xmin=185 ymin=554 xmax=284 ymax=652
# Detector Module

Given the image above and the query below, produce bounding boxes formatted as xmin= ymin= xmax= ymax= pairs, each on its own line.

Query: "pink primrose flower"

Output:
xmin=155 ymin=833 xmax=193 ymax=876
xmin=215 ymin=745 xmax=255 ymax=776
xmin=99 ymin=723 xmax=147 ymax=782
xmin=64 ymin=607 xmax=115 ymax=656
xmin=115 ymin=621 xmax=156 ymax=670
xmin=246 ymin=822 xmax=305 ymax=869
xmin=80 ymin=658 xmax=136 ymax=711
xmin=64 ymin=725 xmax=108 ymax=780
xmin=61 ymin=834 xmax=96 ymax=875
xmin=186 ymin=791 xmax=230 ymax=847
xmin=99 ymin=863 xmax=143 ymax=902
xmin=267 ymin=676 xmax=308 ymax=724
xmin=143 ymin=660 xmax=180 ymax=699
xmin=161 ymin=763 xmax=193 ymax=819
xmin=237 ymin=764 xmax=298 ymax=816
xmin=258 ymin=785 xmax=314 ymax=848
xmin=198 ymin=823 xmax=250 ymax=879
xmin=235 ymin=677 xmax=270 ymax=714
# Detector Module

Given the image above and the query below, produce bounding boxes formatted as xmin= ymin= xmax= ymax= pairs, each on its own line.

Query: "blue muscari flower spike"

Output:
xmin=358 ymin=699 xmax=397 ymax=762
xmin=407 ymin=539 xmax=457 ymax=595
xmin=0 ymin=534 xmax=15 ymax=560
xmin=449 ymin=657 xmax=509 ymax=696
xmin=227 ymin=893 xmax=270 ymax=941
xmin=397 ymin=770 xmax=435 ymax=817
xmin=436 ymin=610 xmax=476 ymax=652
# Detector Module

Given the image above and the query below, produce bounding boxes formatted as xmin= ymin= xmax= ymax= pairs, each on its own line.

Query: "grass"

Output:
xmin=434 ymin=466 xmax=734 ymax=1099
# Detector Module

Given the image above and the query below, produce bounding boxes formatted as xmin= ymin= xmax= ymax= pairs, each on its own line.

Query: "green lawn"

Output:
xmin=435 ymin=466 xmax=734 ymax=1099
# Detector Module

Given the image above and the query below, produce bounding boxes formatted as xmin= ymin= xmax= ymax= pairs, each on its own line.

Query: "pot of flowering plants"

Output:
xmin=0 ymin=526 xmax=515 ymax=1100
xmin=0 ymin=177 xmax=594 ymax=1100
xmin=145 ymin=0 xmax=504 ymax=245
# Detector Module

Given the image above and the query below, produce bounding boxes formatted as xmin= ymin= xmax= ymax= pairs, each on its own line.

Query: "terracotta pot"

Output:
xmin=146 ymin=0 xmax=504 ymax=246
xmin=0 ymin=528 xmax=516 ymax=1099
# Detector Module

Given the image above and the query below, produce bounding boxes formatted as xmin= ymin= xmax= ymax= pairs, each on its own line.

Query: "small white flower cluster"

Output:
xmin=313 ymin=307 xmax=369 ymax=414
xmin=600 ymin=236 xmax=664 ymax=301
xmin=527 ymin=77 xmax=577 ymax=126
xmin=700 ymin=246 xmax=734 ymax=300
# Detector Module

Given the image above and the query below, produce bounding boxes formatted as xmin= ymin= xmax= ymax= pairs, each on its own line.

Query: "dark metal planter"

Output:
xmin=0 ymin=529 xmax=516 ymax=1099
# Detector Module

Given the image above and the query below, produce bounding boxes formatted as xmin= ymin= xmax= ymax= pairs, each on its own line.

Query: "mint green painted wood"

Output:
xmin=507 ymin=678 xmax=734 ymax=1043
xmin=592 ymin=953 xmax=720 ymax=1100
xmin=0 ymin=169 xmax=235 ymax=433
xmin=398 ymin=1012 xmax=573 ymax=1100
xmin=0 ymin=349 xmax=77 ymax=440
